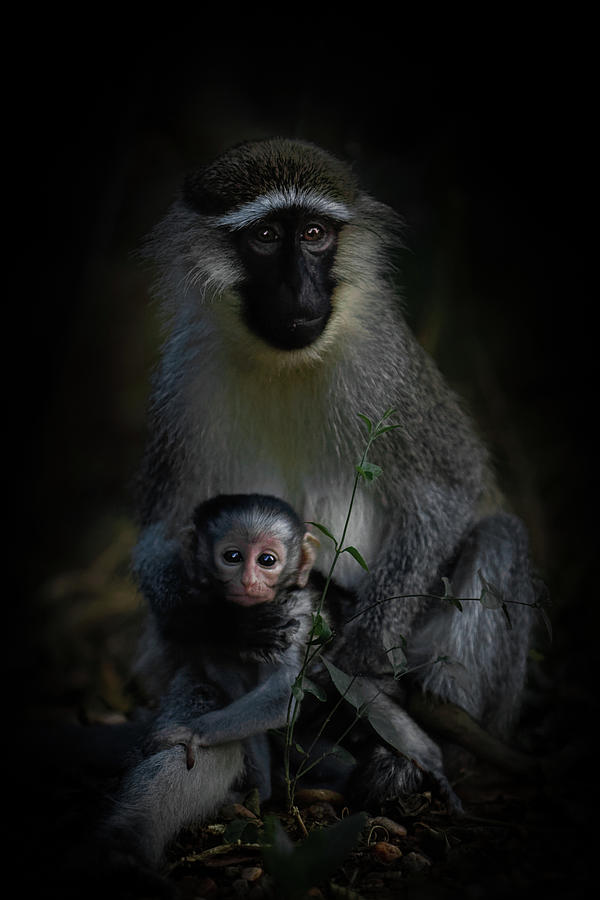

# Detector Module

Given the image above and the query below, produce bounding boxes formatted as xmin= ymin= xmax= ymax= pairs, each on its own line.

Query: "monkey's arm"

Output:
xmin=150 ymin=664 xmax=283 ymax=793
xmin=192 ymin=662 xmax=297 ymax=745
xmin=154 ymin=660 xmax=297 ymax=760
xmin=131 ymin=520 xmax=189 ymax=622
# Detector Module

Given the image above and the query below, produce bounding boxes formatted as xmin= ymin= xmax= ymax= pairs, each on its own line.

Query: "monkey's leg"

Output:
xmin=101 ymin=740 xmax=244 ymax=870
xmin=342 ymin=514 xmax=535 ymax=811
xmin=158 ymin=729 xmax=273 ymax=799
xmin=243 ymin=733 xmax=272 ymax=800
xmin=411 ymin=512 xmax=536 ymax=737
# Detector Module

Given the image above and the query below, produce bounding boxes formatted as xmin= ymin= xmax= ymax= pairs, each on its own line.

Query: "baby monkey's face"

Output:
xmin=213 ymin=530 xmax=288 ymax=607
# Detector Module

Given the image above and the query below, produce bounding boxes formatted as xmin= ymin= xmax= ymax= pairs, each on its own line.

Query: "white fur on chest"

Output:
xmin=178 ymin=341 xmax=384 ymax=588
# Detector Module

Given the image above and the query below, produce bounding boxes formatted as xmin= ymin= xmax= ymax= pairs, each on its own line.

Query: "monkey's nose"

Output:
xmin=241 ymin=567 xmax=259 ymax=588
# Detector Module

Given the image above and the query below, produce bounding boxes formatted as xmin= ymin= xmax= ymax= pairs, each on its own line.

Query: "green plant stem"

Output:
xmin=343 ymin=592 xmax=448 ymax=625
xmin=293 ymin=711 xmax=364 ymax=782
xmin=284 ymin=412 xmax=396 ymax=811
xmin=344 ymin=591 xmax=543 ymax=627
xmin=291 ymin=675 xmax=359 ymax=790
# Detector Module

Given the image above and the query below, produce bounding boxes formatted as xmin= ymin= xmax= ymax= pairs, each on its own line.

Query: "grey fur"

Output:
xmin=102 ymin=741 xmax=244 ymax=869
xmin=103 ymin=495 xmax=317 ymax=870
xmin=132 ymin=138 xmax=536 ymax=812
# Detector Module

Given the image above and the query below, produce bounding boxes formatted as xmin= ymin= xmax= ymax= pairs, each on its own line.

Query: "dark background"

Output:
xmin=11 ymin=15 xmax=596 ymax=820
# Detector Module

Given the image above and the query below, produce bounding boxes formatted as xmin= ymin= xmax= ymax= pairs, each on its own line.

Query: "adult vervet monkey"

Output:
xmin=133 ymin=137 xmax=537 ymax=806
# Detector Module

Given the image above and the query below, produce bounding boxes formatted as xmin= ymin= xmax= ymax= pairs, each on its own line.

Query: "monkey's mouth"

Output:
xmin=290 ymin=315 xmax=323 ymax=331
xmin=228 ymin=591 xmax=272 ymax=607
xmin=283 ymin=315 xmax=328 ymax=349
xmin=243 ymin=296 xmax=331 ymax=351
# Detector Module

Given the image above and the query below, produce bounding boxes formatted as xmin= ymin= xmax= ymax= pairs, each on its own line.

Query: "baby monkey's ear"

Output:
xmin=178 ymin=524 xmax=203 ymax=582
xmin=296 ymin=532 xmax=320 ymax=588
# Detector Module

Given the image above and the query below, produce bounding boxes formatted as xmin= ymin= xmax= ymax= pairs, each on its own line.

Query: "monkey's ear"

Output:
xmin=297 ymin=532 xmax=320 ymax=588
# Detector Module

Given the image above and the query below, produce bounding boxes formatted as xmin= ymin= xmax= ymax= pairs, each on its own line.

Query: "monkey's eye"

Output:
xmin=253 ymin=223 xmax=280 ymax=243
xmin=257 ymin=552 xmax=277 ymax=567
xmin=222 ymin=549 xmax=243 ymax=565
xmin=302 ymin=222 xmax=326 ymax=242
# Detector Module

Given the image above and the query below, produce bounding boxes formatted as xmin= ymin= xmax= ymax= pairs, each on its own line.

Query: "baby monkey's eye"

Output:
xmin=257 ymin=552 xmax=277 ymax=567
xmin=222 ymin=549 xmax=242 ymax=564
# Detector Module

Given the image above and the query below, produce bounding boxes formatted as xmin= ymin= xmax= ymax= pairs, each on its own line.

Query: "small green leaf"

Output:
xmin=342 ymin=545 xmax=369 ymax=571
xmin=441 ymin=576 xmax=454 ymax=598
xmin=291 ymin=677 xmax=305 ymax=702
xmin=295 ymin=742 xmax=307 ymax=756
xmin=478 ymin=569 xmax=504 ymax=609
xmin=356 ymin=461 xmax=383 ymax=482
xmin=373 ymin=424 xmax=401 ymax=438
xmin=308 ymin=521 xmax=338 ymax=545
xmin=357 ymin=413 xmax=373 ymax=434
xmin=386 ymin=643 xmax=408 ymax=678
xmin=322 ymin=658 xmax=369 ymax=712
xmin=442 ymin=576 xmax=462 ymax=610
xmin=302 ymin=676 xmax=327 ymax=702
xmin=324 ymin=659 xmax=419 ymax=760
xmin=311 ymin=612 xmax=333 ymax=644
xmin=328 ymin=744 xmax=357 ymax=766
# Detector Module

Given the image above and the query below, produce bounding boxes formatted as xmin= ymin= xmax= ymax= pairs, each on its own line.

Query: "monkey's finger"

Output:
xmin=185 ymin=743 xmax=196 ymax=770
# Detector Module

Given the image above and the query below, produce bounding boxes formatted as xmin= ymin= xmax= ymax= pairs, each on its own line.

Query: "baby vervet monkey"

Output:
xmin=150 ymin=492 xmax=321 ymax=784
xmin=103 ymin=494 xmax=320 ymax=870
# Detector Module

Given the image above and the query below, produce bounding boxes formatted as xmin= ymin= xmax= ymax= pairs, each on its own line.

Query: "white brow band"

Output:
xmin=213 ymin=188 xmax=353 ymax=229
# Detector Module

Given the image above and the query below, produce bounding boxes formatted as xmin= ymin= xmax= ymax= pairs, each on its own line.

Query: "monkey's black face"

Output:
xmin=235 ymin=210 xmax=338 ymax=351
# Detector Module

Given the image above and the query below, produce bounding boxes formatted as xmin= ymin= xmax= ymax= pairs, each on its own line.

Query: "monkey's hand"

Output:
xmin=238 ymin=615 xmax=302 ymax=663
xmin=152 ymin=724 xmax=205 ymax=771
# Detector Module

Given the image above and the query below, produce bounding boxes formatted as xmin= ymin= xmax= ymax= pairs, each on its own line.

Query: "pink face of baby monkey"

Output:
xmin=213 ymin=532 xmax=288 ymax=606
xmin=213 ymin=527 xmax=318 ymax=607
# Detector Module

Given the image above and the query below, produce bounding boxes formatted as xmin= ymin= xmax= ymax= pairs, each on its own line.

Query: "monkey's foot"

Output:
xmin=348 ymin=745 xmax=463 ymax=815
